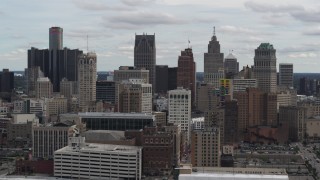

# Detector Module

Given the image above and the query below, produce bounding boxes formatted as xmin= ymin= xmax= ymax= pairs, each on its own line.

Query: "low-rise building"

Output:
xmin=54 ymin=136 xmax=142 ymax=180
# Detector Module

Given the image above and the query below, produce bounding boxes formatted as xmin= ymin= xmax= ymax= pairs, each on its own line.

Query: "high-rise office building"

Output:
xmin=168 ymin=88 xmax=191 ymax=142
xmin=36 ymin=77 xmax=53 ymax=99
xmin=279 ymin=106 xmax=307 ymax=142
xmin=117 ymin=79 xmax=152 ymax=113
xmin=196 ymin=83 xmax=219 ymax=112
xmin=28 ymin=47 xmax=83 ymax=92
xmin=279 ymin=63 xmax=293 ymax=88
xmin=191 ymin=127 xmax=220 ymax=167
xmin=204 ymin=31 xmax=224 ymax=86
xmin=28 ymin=27 xmax=83 ymax=92
xmin=134 ymin=34 xmax=156 ymax=92
xmin=168 ymin=67 xmax=178 ymax=91
xmin=114 ymin=66 xmax=149 ymax=108
xmin=60 ymin=78 xmax=77 ymax=99
xmin=78 ymin=52 xmax=97 ymax=111
xmin=156 ymin=65 xmax=168 ymax=94
xmin=0 ymin=69 xmax=14 ymax=93
xmin=234 ymin=88 xmax=277 ymax=140
xmin=177 ymin=48 xmax=196 ymax=106
xmin=26 ymin=66 xmax=44 ymax=96
xmin=253 ymin=43 xmax=277 ymax=93
xmin=224 ymin=53 xmax=239 ymax=76
xmin=49 ymin=27 xmax=63 ymax=50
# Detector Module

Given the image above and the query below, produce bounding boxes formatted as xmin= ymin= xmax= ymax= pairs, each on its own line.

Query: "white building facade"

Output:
xmin=168 ymin=88 xmax=191 ymax=141
xmin=54 ymin=136 xmax=142 ymax=180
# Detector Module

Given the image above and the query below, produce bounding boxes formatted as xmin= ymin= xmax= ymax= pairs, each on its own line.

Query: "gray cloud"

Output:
xmin=244 ymin=1 xmax=320 ymax=23
xmin=103 ymin=11 xmax=186 ymax=29
xmin=72 ymin=0 xmax=131 ymax=11
xmin=303 ymin=28 xmax=320 ymax=36
xmin=120 ymin=0 xmax=155 ymax=6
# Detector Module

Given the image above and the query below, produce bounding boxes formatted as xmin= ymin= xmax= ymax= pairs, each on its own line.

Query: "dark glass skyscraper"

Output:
xmin=134 ymin=34 xmax=156 ymax=92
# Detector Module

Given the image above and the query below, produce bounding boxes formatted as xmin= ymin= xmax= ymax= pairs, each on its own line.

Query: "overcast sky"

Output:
xmin=1 ymin=0 xmax=320 ymax=72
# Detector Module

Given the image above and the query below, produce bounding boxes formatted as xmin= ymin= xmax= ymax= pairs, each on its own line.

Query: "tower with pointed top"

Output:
xmin=204 ymin=27 xmax=224 ymax=87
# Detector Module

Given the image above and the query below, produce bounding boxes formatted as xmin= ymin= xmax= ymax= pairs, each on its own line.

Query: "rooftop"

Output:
xmin=258 ymin=43 xmax=274 ymax=50
xmin=180 ymin=173 xmax=288 ymax=180
xmin=56 ymin=143 xmax=141 ymax=153
xmin=225 ymin=53 xmax=237 ymax=60
xmin=78 ymin=112 xmax=154 ymax=118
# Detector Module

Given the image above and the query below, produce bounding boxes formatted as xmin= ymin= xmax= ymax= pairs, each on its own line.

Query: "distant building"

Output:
xmin=253 ymin=43 xmax=277 ymax=93
xmin=36 ymin=77 xmax=53 ymax=99
xmin=232 ymin=79 xmax=257 ymax=92
xmin=279 ymin=106 xmax=307 ymax=142
xmin=54 ymin=136 xmax=142 ymax=180
xmin=178 ymin=166 xmax=288 ymax=180
xmin=114 ymin=66 xmax=149 ymax=107
xmin=306 ymin=116 xmax=320 ymax=141
xmin=156 ymin=65 xmax=168 ymax=94
xmin=168 ymin=88 xmax=191 ymax=142
xmin=196 ymin=83 xmax=219 ymax=112
xmin=7 ymin=121 xmax=34 ymax=148
xmin=191 ymin=127 xmax=220 ymax=167
xmin=25 ymin=66 xmax=44 ymax=96
xmin=60 ymin=78 xmax=77 ymax=99
xmin=117 ymin=79 xmax=152 ymax=113
xmin=168 ymin=67 xmax=178 ymax=90
xmin=224 ymin=100 xmax=238 ymax=144
xmin=49 ymin=27 xmax=63 ymax=50
xmin=204 ymin=30 xmax=224 ymax=85
xmin=78 ymin=52 xmax=97 ymax=112
xmin=177 ymin=48 xmax=196 ymax=106
xmin=96 ymin=81 xmax=115 ymax=104
xmin=0 ymin=69 xmax=14 ymax=93
xmin=134 ymin=34 xmax=156 ymax=92
xmin=279 ymin=63 xmax=293 ymax=88
xmin=79 ymin=112 xmax=154 ymax=131
xmin=224 ymin=53 xmax=239 ymax=75
xmin=153 ymin=111 xmax=167 ymax=126
xmin=32 ymin=122 xmax=79 ymax=159
xmin=234 ymin=88 xmax=277 ymax=140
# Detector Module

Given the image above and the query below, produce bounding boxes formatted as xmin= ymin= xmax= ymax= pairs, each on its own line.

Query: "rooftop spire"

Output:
xmin=213 ymin=26 xmax=216 ymax=36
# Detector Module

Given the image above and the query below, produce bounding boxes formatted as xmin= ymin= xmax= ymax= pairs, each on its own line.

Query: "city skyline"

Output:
xmin=1 ymin=0 xmax=320 ymax=72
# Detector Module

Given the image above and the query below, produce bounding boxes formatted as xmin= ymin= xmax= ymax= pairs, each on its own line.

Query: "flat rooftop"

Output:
xmin=180 ymin=173 xmax=289 ymax=180
xmin=78 ymin=112 xmax=154 ymax=118
xmin=55 ymin=143 xmax=141 ymax=154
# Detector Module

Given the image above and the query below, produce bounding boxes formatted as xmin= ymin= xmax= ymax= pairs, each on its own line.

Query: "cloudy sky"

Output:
xmin=1 ymin=0 xmax=320 ymax=72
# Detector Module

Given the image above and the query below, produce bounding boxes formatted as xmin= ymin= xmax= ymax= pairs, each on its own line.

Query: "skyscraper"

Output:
xmin=134 ymin=34 xmax=156 ymax=92
xmin=177 ymin=48 xmax=196 ymax=106
xmin=49 ymin=27 xmax=63 ymax=50
xmin=78 ymin=53 xmax=97 ymax=111
xmin=279 ymin=63 xmax=293 ymax=88
xmin=168 ymin=88 xmax=191 ymax=142
xmin=0 ymin=69 xmax=14 ymax=93
xmin=36 ymin=77 xmax=53 ymax=99
xmin=253 ymin=43 xmax=277 ymax=93
xmin=156 ymin=65 xmax=168 ymax=94
xmin=224 ymin=53 xmax=239 ymax=76
xmin=204 ymin=30 xmax=224 ymax=86
xmin=117 ymin=79 xmax=152 ymax=113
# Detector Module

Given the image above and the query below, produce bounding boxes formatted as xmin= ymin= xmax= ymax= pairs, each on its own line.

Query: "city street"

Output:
xmin=297 ymin=143 xmax=320 ymax=177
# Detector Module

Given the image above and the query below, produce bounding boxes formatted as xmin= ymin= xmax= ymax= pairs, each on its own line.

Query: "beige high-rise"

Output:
xmin=117 ymin=79 xmax=152 ymax=113
xmin=78 ymin=53 xmax=97 ymax=112
xmin=191 ymin=127 xmax=220 ymax=167
xmin=36 ymin=77 xmax=53 ymax=99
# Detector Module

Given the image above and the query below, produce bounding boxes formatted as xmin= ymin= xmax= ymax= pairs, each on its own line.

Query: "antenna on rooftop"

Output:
xmin=87 ymin=35 xmax=89 ymax=52
xmin=213 ymin=26 xmax=216 ymax=36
